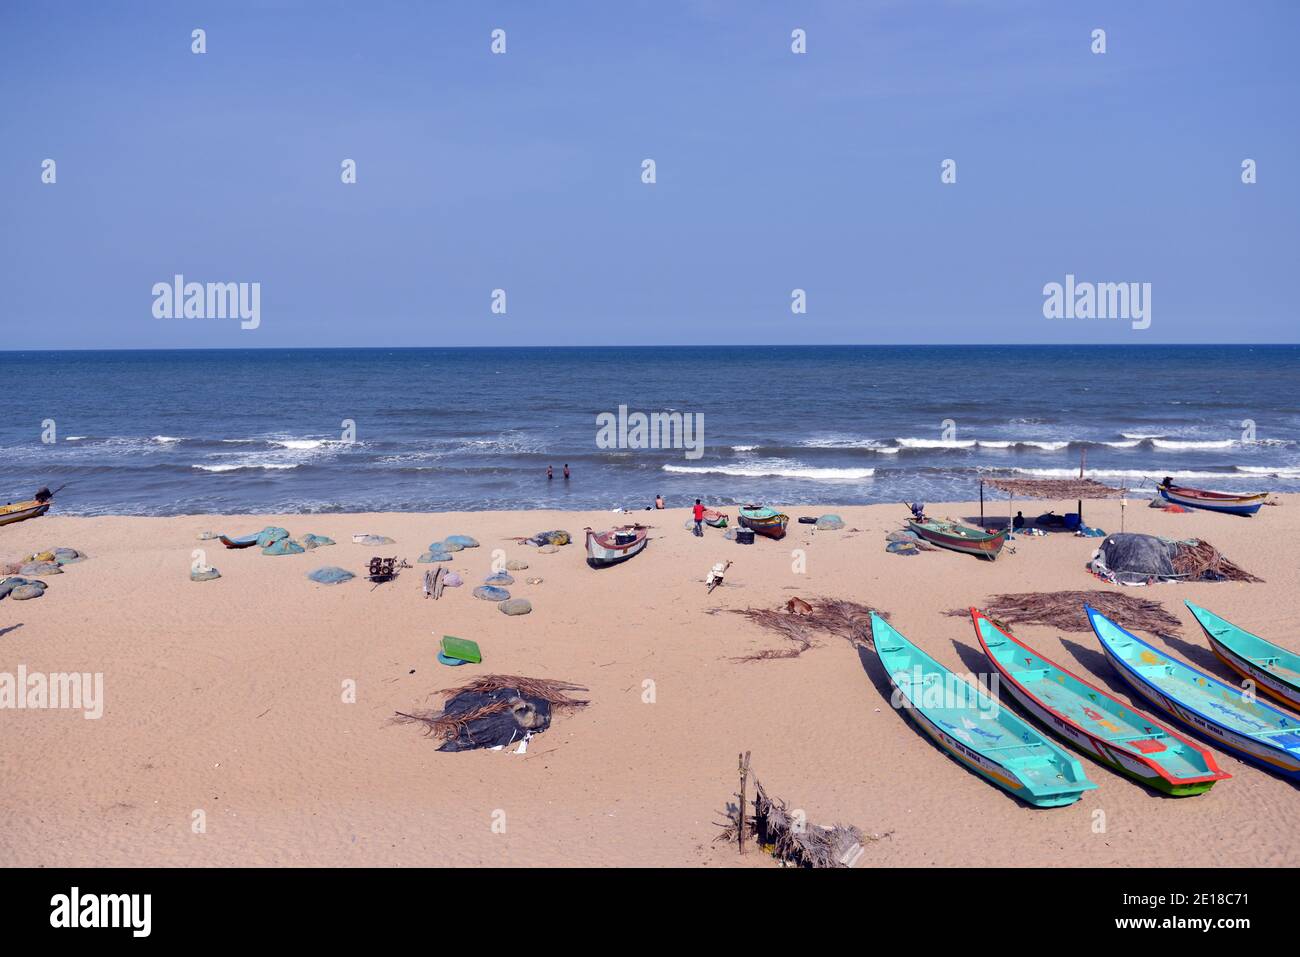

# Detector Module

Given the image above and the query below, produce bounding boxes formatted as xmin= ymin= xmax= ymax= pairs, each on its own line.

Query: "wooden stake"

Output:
xmin=737 ymin=750 xmax=751 ymax=854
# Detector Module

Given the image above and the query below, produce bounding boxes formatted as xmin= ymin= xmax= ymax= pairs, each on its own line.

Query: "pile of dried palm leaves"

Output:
xmin=1170 ymin=539 xmax=1263 ymax=583
xmin=393 ymin=674 xmax=588 ymax=743
xmin=947 ymin=590 xmax=1181 ymax=636
xmin=728 ymin=598 xmax=884 ymax=661
xmin=717 ymin=779 xmax=881 ymax=868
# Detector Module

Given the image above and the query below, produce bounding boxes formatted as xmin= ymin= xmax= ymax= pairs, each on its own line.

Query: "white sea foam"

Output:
xmin=976 ymin=440 xmax=1070 ymax=451
xmin=1008 ymin=467 xmax=1257 ymax=481
xmin=663 ymin=463 xmax=874 ymax=480
xmin=1151 ymin=439 xmax=1235 ymax=450
xmin=1120 ymin=432 xmax=1164 ymax=440
xmin=64 ymin=436 xmax=85 ymax=442
xmin=192 ymin=463 xmax=300 ymax=472
xmin=896 ymin=438 xmax=976 ymax=449
xmin=731 ymin=445 xmax=758 ymax=452
xmin=1102 ymin=440 xmax=1141 ymax=448
xmin=151 ymin=435 xmax=183 ymax=444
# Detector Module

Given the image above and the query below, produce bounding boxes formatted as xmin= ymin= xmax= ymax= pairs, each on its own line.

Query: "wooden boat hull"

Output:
xmin=0 ymin=501 xmax=50 ymax=527
xmin=907 ymin=520 xmax=1007 ymax=559
xmin=1187 ymin=601 xmax=1300 ymax=710
xmin=973 ymin=610 xmax=1228 ymax=796
xmin=871 ymin=614 xmax=1096 ymax=807
xmin=219 ymin=534 xmax=260 ymax=549
xmin=1157 ymin=483 xmax=1266 ymax=516
xmin=585 ymin=527 xmax=648 ymax=567
xmin=1089 ymin=607 xmax=1300 ymax=780
xmin=702 ymin=510 xmax=728 ymax=528
xmin=738 ymin=509 xmax=788 ymax=539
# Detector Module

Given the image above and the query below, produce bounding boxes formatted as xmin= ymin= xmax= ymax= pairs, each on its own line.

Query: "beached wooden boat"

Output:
xmin=737 ymin=505 xmax=788 ymax=539
xmin=1089 ymin=607 xmax=1300 ymax=780
xmin=702 ymin=509 xmax=728 ymax=528
xmin=218 ymin=533 xmax=260 ymax=549
xmin=1187 ymin=601 xmax=1300 ymax=710
xmin=907 ymin=518 xmax=1007 ymax=559
xmin=870 ymin=613 xmax=1096 ymax=807
xmin=1157 ymin=481 xmax=1267 ymax=516
xmin=0 ymin=499 xmax=50 ymax=527
xmin=972 ymin=610 xmax=1229 ymax=795
xmin=585 ymin=525 xmax=648 ymax=567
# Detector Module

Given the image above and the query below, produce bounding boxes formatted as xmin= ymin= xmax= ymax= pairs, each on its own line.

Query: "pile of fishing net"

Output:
xmin=725 ymin=598 xmax=886 ymax=661
xmin=946 ymin=589 xmax=1182 ymax=635
xmin=1089 ymin=532 xmax=1262 ymax=585
xmin=393 ymin=674 xmax=588 ymax=752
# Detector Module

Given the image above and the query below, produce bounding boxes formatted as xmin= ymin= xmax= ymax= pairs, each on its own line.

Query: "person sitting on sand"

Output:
xmin=1013 ymin=511 xmax=1025 ymax=530
xmin=655 ymin=494 xmax=665 ymax=509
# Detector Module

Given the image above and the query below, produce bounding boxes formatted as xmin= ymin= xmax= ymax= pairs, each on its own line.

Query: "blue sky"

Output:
xmin=1 ymin=0 xmax=1296 ymax=347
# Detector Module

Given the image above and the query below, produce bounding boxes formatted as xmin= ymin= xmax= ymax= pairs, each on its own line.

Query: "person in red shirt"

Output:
xmin=692 ymin=499 xmax=706 ymax=537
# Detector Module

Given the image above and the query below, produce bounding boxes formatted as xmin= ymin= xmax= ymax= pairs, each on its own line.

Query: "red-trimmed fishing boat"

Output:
xmin=1156 ymin=481 xmax=1267 ymax=517
xmin=585 ymin=525 xmax=648 ymax=568
xmin=218 ymin=534 xmax=260 ymax=549
xmin=702 ymin=509 xmax=729 ymax=528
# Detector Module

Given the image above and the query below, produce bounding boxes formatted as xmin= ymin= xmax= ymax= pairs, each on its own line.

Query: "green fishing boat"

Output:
xmin=972 ymin=610 xmax=1229 ymax=795
xmin=870 ymin=613 xmax=1096 ymax=807
xmin=1186 ymin=601 xmax=1300 ymax=711
xmin=906 ymin=518 xmax=1007 ymax=559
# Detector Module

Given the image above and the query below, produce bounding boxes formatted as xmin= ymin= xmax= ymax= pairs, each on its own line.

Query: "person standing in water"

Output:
xmin=547 ymin=465 xmax=553 ymax=481
xmin=654 ymin=494 xmax=665 ymax=509
xmin=563 ymin=463 xmax=570 ymax=480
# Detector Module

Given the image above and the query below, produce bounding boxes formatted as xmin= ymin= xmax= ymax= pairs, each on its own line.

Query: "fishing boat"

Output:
xmin=870 ymin=613 xmax=1096 ymax=807
xmin=737 ymin=505 xmax=788 ymax=539
xmin=1156 ymin=481 xmax=1267 ymax=517
xmin=702 ymin=509 xmax=729 ymax=529
xmin=972 ymin=610 xmax=1229 ymax=795
xmin=584 ymin=525 xmax=648 ymax=568
xmin=0 ymin=499 xmax=50 ymax=527
xmin=1088 ymin=607 xmax=1300 ymax=780
xmin=907 ymin=518 xmax=1007 ymax=559
xmin=218 ymin=533 xmax=260 ymax=549
xmin=1187 ymin=601 xmax=1300 ymax=710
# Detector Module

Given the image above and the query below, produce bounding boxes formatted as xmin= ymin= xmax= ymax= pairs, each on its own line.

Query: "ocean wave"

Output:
xmin=662 ymin=463 xmax=875 ymax=481
xmin=731 ymin=445 xmax=758 ymax=452
xmin=896 ymin=438 xmax=976 ymax=449
xmin=151 ymin=435 xmax=184 ymax=444
xmin=976 ymin=440 xmax=1070 ymax=451
xmin=1005 ymin=466 xmax=1300 ymax=480
xmin=192 ymin=463 xmax=300 ymax=472
xmin=1151 ymin=439 xmax=1235 ymax=450
xmin=1120 ymin=432 xmax=1164 ymax=440
xmin=1101 ymin=440 xmax=1141 ymax=448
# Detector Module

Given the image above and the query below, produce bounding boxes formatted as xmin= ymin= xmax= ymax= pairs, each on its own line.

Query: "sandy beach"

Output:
xmin=2 ymin=496 xmax=1299 ymax=868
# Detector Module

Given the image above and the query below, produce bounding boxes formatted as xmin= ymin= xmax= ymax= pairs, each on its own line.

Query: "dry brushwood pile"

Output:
xmin=393 ymin=674 xmax=589 ymax=751
xmin=717 ymin=779 xmax=878 ymax=868
xmin=947 ymin=590 xmax=1181 ymax=636
xmin=728 ymin=598 xmax=884 ymax=661
xmin=1169 ymin=539 xmax=1263 ymax=583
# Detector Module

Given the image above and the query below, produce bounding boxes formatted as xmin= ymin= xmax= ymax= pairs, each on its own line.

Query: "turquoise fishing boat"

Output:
xmin=737 ymin=505 xmax=789 ymax=540
xmin=1186 ymin=601 xmax=1300 ymax=710
xmin=870 ymin=614 xmax=1096 ymax=807
xmin=972 ymin=610 xmax=1228 ymax=796
xmin=1088 ymin=607 xmax=1300 ymax=780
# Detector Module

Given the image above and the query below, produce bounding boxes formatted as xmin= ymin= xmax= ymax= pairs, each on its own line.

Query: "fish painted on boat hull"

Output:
xmin=1156 ymin=482 xmax=1266 ymax=516
xmin=870 ymin=614 xmax=1096 ymax=807
xmin=1186 ymin=601 xmax=1300 ymax=711
xmin=972 ymin=609 xmax=1228 ymax=796
xmin=1088 ymin=607 xmax=1300 ymax=780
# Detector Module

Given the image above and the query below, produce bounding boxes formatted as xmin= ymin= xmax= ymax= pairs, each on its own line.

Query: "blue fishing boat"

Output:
xmin=1088 ymin=606 xmax=1300 ymax=780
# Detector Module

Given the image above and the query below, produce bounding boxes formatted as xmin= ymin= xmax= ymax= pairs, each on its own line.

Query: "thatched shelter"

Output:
xmin=979 ymin=474 xmax=1127 ymax=529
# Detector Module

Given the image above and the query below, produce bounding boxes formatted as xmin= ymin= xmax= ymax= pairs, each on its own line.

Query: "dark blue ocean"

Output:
xmin=2 ymin=346 xmax=1298 ymax=516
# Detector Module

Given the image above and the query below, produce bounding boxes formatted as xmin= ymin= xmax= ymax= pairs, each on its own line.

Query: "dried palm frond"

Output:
xmin=717 ymin=778 xmax=881 ymax=868
xmin=946 ymin=590 xmax=1181 ymax=635
xmin=730 ymin=598 xmax=886 ymax=661
xmin=437 ymin=674 xmax=590 ymax=708
xmin=1170 ymin=540 xmax=1263 ymax=583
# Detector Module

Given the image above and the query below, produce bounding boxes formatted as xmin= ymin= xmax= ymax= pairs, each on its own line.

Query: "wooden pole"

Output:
xmin=737 ymin=750 xmax=751 ymax=854
xmin=1078 ymin=448 xmax=1086 ymax=527
xmin=979 ymin=480 xmax=985 ymax=525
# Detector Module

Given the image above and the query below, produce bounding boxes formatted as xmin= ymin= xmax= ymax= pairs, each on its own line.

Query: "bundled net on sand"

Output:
xmin=394 ymin=674 xmax=588 ymax=742
xmin=946 ymin=590 xmax=1181 ymax=636
xmin=728 ymin=598 xmax=884 ymax=661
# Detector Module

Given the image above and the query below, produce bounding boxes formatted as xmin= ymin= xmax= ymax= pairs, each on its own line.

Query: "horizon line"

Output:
xmin=4 ymin=342 xmax=1299 ymax=354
